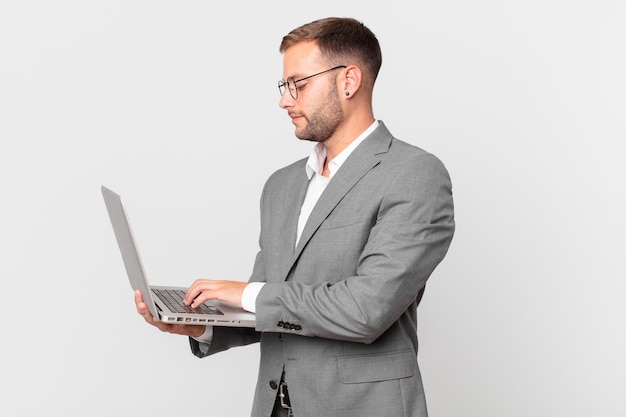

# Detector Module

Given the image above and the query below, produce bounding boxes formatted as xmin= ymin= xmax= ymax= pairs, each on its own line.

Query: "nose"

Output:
xmin=279 ymin=87 xmax=294 ymax=109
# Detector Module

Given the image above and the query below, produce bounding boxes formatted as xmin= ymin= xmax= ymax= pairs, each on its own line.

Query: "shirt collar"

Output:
xmin=305 ymin=120 xmax=379 ymax=180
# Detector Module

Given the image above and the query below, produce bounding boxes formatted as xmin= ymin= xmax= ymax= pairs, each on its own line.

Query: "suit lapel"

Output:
xmin=276 ymin=161 xmax=309 ymax=276
xmin=287 ymin=123 xmax=393 ymax=276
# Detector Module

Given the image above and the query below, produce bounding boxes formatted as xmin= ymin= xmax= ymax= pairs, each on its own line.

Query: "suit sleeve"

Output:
xmin=189 ymin=326 xmax=261 ymax=358
xmin=254 ymin=152 xmax=455 ymax=344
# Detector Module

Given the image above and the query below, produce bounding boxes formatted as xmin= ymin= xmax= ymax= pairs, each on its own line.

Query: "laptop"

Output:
xmin=101 ymin=185 xmax=256 ymax=328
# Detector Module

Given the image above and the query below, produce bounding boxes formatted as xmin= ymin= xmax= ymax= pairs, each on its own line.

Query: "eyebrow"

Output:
xmin=283 ymin=72 xmax=305 ymax=81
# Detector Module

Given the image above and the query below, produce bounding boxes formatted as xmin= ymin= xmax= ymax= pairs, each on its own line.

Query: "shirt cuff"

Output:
xmin=241 ymin=282 xmax=265 ymax=313
xmin=192 ymin=325 xmax=214 ymax=344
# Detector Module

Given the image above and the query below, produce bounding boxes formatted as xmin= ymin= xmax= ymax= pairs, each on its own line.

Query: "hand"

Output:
xmin=184 ymin=279 xmax=248 ymax=309
xmin=134 ymin=290 xmax=206 ymax=338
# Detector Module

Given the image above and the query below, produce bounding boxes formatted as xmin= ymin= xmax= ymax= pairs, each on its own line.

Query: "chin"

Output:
xmin=294 ymin=129 xmax=310 ymax=142
xmin=294 ymin=127 xmax=325 ymax=143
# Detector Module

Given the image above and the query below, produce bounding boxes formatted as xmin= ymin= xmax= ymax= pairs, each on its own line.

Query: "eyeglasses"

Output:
xmin=278 ymin=65 xmax=346 ymax=100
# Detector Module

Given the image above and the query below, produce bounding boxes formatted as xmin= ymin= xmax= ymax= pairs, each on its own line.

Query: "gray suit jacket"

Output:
xmin=190 ymin=121 xmax=455 ymax=417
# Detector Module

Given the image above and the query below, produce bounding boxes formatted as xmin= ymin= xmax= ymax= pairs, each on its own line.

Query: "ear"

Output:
xmin=342 ymin=65 xmax=362 ymax=98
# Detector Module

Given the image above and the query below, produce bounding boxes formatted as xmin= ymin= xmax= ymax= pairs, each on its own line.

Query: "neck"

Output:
xmin=323 ymin=113 xmax=375 ymax=163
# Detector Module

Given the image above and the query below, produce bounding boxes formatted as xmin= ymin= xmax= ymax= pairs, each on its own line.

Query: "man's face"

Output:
xmin=279 ymin=41 xmax=344 ymax=143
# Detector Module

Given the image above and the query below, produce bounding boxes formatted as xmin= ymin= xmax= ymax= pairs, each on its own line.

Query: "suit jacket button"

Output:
xmin=277 ymin=321 xmax=284 ymax=328
xmin=270 ymin=380 xmax=278 ymax=390
xmin=295 ymin=325 xmax=302 ymax=331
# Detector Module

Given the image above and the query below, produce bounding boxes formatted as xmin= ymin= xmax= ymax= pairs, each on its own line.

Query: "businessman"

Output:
xmin=135 ymin=17 xmax=455 ymax=417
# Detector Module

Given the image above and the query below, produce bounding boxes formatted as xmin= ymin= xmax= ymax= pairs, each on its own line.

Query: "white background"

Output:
xmin=1 ymin=1 xmax=624 ymax=416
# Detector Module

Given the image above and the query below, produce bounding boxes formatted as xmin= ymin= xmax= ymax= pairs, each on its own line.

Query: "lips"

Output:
xmin=289 ymin=113 xmax=304 ymax=123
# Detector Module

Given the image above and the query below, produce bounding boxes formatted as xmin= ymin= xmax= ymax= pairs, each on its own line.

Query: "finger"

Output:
xmin=138 ymin=304 xmax=156 ymax=324
xmin=193 ymin=281 xmax=245 ymax=307
xmin=135 ymin=290 xmax=149 ymax=315
xmin=134 ymin=289 xmax=144 ymax=306
xmin=191 ymin=284 xmax=224 ymax=308
xmin=134 ymin=290 xmax=159 ymax=326
xmin=155 ymin=322 xmax=206 ymax=338
xmin=184 ymin=280 xmax=204 ymax=305
xmin=185 ymin=279 xmax=217 ymax=306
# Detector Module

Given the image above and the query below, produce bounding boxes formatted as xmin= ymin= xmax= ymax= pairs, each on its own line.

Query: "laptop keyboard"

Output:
xmin=152 ymin=288 xmax=224 ymax=315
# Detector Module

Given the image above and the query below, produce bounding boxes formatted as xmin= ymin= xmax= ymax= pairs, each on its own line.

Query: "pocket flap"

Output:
xmin=338 ymin=349 xmax=416 ymax=384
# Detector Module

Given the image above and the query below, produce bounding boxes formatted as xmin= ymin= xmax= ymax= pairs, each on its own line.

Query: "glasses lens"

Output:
xmin=278 ymin=78 xmax=297 ymax=99
xmin=278 ymin=80 xmax=286 ymax=96
xmin=288 ymin=78 xmax=297 ymax=99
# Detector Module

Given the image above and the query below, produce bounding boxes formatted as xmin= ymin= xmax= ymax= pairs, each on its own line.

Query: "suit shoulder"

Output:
xmin=387 ymin=137 xmax=449 ymax=175
xmin=264 ymin=157 xmax=307 ymax=186
xmin=388 ymin=136 xmax=429 ymax=156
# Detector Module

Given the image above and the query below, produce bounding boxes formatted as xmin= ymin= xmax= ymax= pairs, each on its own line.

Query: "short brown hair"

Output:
xmin=280 ymin=17 xmax=382 ymax=88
